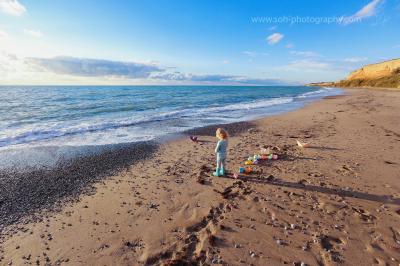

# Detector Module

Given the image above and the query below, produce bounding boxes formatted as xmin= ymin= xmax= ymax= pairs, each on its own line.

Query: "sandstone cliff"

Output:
xmin=308 ymin=58 xmax=400 ymax=89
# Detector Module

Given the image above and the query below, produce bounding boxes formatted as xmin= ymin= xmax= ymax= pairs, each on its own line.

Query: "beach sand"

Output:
xmin=1 ymin=88 xmax=400 ymax=265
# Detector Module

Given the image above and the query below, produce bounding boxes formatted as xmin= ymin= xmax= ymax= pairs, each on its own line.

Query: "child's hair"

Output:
xmin=216 ymin=128 xmax=228 ymax=140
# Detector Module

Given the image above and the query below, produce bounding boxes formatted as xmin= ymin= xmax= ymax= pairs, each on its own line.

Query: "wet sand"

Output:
xmin=0 ymin=142 xmax=159 ymax=233
xmin=1 ymin=88 xmax=400 ymax=265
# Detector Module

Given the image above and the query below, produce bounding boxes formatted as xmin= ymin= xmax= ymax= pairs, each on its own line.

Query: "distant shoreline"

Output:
xmin=307 ymin=83 xmax=400 ymax=91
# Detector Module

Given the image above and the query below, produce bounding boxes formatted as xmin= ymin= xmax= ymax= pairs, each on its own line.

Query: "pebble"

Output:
xmin=149 ymin=203 xmax=159 ymax=209
xmin=211 ymin=258 xmax=220 ymax=264
xmin=293 ymin=262 xmax=307 ymax=266
xmin=276 ymin=239 xmax=285 ymax=246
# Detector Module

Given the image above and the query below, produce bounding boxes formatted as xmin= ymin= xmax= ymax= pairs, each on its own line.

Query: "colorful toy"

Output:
xmin=245 ymin=167 xmax=252 ymax=173
xmin=272 ymin=154 xmax=278 ymax=160
xmin=245 ymin=160 xmax=253 ymax=165
xmin=268 ymin=154 xmax=273 ymax=160
xmin=233 ymin=173 xmax=239 ymax=179
xmin=260 ymin=155 xmax=268 ymax=160
xmin=239 ymin=167 xmax=245 ymax=173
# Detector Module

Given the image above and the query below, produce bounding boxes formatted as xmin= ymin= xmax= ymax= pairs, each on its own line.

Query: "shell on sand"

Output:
xmin=296 ymin=139 xmax=309 ymax=148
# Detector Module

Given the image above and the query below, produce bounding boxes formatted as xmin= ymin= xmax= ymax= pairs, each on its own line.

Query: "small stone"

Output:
xmin=149 ymin=203 xmax=159 ymax=209
xmin=293 ymin=262 xmax=308 ymax=266
xmin=211 ymin=258 xmax=219 ymax=264
xmin=276 ymin=239 xmax=286 ymax=246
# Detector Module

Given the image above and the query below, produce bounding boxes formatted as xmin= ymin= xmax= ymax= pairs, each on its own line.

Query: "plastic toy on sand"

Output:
xmin=245 ymin=167 xmax=252 ymax=173
xmin=245 ymin=160 xmax=253 ymax=165
xmin=233 ymin=173 xmax=239 ymax=179
xmin=260 ymin=147 xmax=271 ymax=155
xmin=239 ymin=167 xmax=245 ymax=173
xmin=272 ymin=154 xmax=278 ymax=160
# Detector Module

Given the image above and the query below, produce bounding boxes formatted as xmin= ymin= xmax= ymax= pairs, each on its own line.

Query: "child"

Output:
xmin=213 ymin=128 xmax=228 ymax=176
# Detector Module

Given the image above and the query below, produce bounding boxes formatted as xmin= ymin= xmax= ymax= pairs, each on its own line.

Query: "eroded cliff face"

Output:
xmin=308 ymin=59 xmax=400 ymax=89
xmin=347 ymin=59 xmax=400 ymax=80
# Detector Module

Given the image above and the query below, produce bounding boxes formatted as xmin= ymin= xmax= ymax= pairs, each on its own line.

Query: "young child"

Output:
xmin=213 ymin=128 xmax=228 ymax=177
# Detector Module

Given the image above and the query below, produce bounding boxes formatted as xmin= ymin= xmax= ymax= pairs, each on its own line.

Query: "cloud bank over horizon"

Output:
xmin=0 ymin=54 xmax=288 ymax=85
xmin=29 ymin=56 xmax=164 ymax=79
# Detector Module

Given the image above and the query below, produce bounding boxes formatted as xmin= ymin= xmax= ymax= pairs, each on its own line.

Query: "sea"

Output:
xmin=0 ymin=85 xmax=342 ymax=169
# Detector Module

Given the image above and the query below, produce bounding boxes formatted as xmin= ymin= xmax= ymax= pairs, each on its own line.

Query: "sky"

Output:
xmin=0 ymin=0 xmax=399 ymax=85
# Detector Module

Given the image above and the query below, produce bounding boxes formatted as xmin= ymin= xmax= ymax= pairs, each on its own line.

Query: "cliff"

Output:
xmin=308 ymin=58 xmax=400 ymax=89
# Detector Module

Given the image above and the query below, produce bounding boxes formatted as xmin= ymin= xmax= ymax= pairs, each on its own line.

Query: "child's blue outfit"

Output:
xmin=214 ymin=139 xmax=228 ymax=176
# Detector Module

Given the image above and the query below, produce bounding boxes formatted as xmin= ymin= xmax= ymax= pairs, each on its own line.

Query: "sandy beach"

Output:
xmin=1 ymin=88 xmax=399 ymax=266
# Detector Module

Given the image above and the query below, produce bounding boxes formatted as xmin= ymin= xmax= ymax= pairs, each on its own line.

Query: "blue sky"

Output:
xmin=0 ymin=0 xmax=399 ymax=85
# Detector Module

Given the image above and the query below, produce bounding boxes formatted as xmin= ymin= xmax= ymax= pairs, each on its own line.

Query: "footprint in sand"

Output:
xmin=319 ymin=234 xmax=346 ymax=263
xmin=351 ymin=207 xmax=377 ymax=223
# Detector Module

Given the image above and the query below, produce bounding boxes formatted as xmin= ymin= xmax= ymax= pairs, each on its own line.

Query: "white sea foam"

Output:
xmin=0 ymin=87 xmax=342 ymax=149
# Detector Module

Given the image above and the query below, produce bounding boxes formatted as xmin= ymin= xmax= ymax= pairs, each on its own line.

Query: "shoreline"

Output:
xmin=1 ymin=88 xmax=400 ymax=265
xmin=0 ymin=141 xmax=159 ymax=233
xmin=308 ymin=84 xmax=400 ymax=91
xmin=0 ymin=88 xmax=342 ymax=233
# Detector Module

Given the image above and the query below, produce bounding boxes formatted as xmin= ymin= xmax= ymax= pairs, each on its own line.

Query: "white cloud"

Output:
xmin=221 ymin=59 xmax=229 ymax=64
xmin=0 ymin=0 xmax=26 ymax=16
xmin=0 ymin=51 xmax=37 ymax=83
xmin=343 ymin=57 xmax=368 ymax=63
xmin=341 ymin=0 xmax=383 ymax=25
xmin=28 ymin=56 xmax=164 ymax=78
xmin=23 ymin=29 xmax=43 ymax=38
xmin=268 ymin=26 xmax=277 ymax=31
xmin=290 ymin=50 xmax=320 ymax=57
xmin=266 ymin=33 xmax=284 ymax=45
xmin=0 ymin=29 xmax=9 ymax=39
xmin=151 ymin=72 xmax=284 ymax=85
